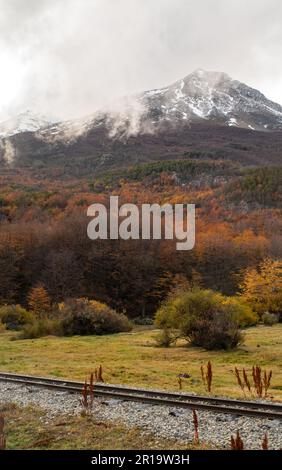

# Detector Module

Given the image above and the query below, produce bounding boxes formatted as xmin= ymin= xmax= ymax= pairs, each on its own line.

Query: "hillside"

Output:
xmin=1 ymin=123 xmax=282 ymax=177
xmin=1 ymin=70 xmax=282 ymax=176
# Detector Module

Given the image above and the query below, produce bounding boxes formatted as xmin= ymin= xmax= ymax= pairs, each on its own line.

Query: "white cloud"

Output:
xmin=0 ymin=0 xmax=281 ymax=120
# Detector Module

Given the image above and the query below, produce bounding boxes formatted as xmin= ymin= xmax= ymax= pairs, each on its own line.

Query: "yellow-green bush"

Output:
xmin=240 ymin=259 xmax=282 ymax=318
xmin=19 ymin=318 xmax=63 ymax=339
xmin=223 ymin=298 xmax=258 ymax=328
xmin=155 ymin=289 xmax=253 ymax=350
xmin=0 ymin=305 xmax=34 ymax=331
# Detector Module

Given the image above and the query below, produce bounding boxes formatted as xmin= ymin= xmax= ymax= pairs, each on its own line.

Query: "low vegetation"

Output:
xmin=262 ymin=312 xmax=279 ymax=326
xmin=19 ymin=318 xmax=62 ymax=340
xmin=0 ymin=305 xmax=34 ymax=331
xmin=200 ymin=361 xmax=213 ymax=393
xmin=230 ymin=431 xmax=244 ymax=451
xmin=230 ymin=431 xmax=270 ymax=450
xmin=155 ymin=289 xmax=257 ymax=350
xmin=234 ymin=365 xmax=272 ymax=398
xmin=226 ymin=166 xmax=282 ymax=208
xmin=1 ymin=404 xmax=202 ymax=450
xmin=16 ymin=298 xmax=132 ymax=339
xmin=1 ymin=274 xmax=280 ymax=353
xmin=0 ymin=324 xmax=281 ymax=400
xmin=59 ymin=299 xmax=132 ymax=336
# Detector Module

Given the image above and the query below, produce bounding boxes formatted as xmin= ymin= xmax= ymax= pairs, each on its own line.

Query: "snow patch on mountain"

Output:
xmin=1 ymin=70 xmax=282 ymax=145
xmin=228 ymin=118 xmax=238 ymax=127
xmin=138 ymin=69 xmax=282 ymax=131
xmin=0 ymin=110 xmax=55 ymax=138
xmin=38 ymin=70 xmax=282 ymax=143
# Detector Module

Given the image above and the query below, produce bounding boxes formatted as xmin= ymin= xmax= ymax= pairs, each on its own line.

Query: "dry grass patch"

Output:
xmin=0 ymin=325 xmax=281 ymax=400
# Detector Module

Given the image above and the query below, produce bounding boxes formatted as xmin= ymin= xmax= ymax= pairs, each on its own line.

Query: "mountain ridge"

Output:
xmin=0 ymin=110 xmax=56 ymax=138
xmin=1 ymin=70 xmax=282 ymax=140
xmin=137 ymin=69 xmax=282 ymax=132
xmin=1 ymin=70 xmax=282 ymax=174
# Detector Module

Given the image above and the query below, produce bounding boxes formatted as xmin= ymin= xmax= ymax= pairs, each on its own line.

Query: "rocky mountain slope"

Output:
xmin=139 ymin=69 xmax=282 ymax=131
xmin=0 ymin=110 xmax=55 ymax=138
xmin=0 ymin=70 xmax=282 ymax=174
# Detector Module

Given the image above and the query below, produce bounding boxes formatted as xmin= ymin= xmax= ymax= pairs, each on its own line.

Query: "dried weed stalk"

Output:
xmin=234 ymin=365 xmax=272 ymax=398
xmin=201 ymin=361 xmax=212 ymax=393
xmin=262 ymin=432 xmax=269 ymax=450
xmin=231 ymin=431 xmax=244 ymax=450
xmin=192 ymin=409 xmax=199 ymax=445
xmin=95 ymin=365 xmax=104 ymax=383
xmin=81 ymin=373 xmax=95 ymax=414
xmin=0 ymin=415 xmax=6 ymax=450
xmin=178 ymin=377 xmax=183 ymax=390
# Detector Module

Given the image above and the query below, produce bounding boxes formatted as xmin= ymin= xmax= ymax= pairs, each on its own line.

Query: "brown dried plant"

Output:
xmin=234 ymin=367 xmax=245 ymax=395
xmin=200 ymin=366 xmax=205 ymax=387
xmin=230 ymin=431 xmax=244 ymax=450
xmin=95 ymin=365 xmax=104 ymax=383
xmin=81 ymin=373 xmax=95 ymax=414
xmin=178 ymin=377 xmax=183 ymax=390
xmin=263 ymin=370 xmax=272 ymax=397
xmin=234 ymin=365 xmax=272 ymax=398
xmin=252 ymin=366 xmax=272 ymax=398
xmin=201 ymin=361 xmax=212 ymax=393
xmin=242 ymin=368 xmax=252 ymax=395
xmin=81 ymin=381 xmax=89 ymax=410
xmin=206 ymin=361 xmax=212 ymax=393
xmin=262 ymin=432 xmax=269 ymax=450
xmin=192 ymin=409 xmax=199 ymax=445
xmin=0 ymin=415 xmax=6 ymax=450
xmin=89 ymin=372 xmax=94 ymax=405
xmin=252 ymin=366 xmax=263 ymax=398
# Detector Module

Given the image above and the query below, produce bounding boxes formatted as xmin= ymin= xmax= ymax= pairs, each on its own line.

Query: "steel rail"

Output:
xmin=0 ymin=371 xmax=281 ymax=420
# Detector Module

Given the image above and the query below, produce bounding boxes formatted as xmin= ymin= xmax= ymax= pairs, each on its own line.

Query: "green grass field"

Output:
xmin=0 ymin=325 xmax=281 ymax=400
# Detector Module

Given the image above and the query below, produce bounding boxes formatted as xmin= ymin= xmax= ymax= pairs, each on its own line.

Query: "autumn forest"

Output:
xmin=0 ymin=157 xmax=281 ymax=319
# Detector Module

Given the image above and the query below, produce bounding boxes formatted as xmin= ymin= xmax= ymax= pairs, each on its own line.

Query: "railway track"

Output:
xmin=0 ymin=371 xmax=282 ymax=420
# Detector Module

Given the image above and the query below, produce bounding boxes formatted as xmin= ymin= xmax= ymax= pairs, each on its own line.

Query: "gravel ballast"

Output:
xmin=0 ymin=382 xmax=281 ymax=449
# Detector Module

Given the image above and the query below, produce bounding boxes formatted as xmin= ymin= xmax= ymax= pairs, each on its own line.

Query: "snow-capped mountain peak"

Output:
xmin=0 ymin=110 xmax=55 ymax=138
xmin=139 ymin=69 xmax=282 ymax=131
xmin=1 ymin=70 xmax=282 ymax=143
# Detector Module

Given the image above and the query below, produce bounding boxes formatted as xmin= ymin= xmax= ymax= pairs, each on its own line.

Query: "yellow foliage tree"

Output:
xmin=27 ymin=285 xmax=51 ymax=317
xmin=240 ymin=259 xmax=282 ymax=316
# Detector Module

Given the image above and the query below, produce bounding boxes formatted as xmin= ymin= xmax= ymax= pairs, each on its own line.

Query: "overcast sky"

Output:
xmin=0 ymin=0 xmax=281 ymax=121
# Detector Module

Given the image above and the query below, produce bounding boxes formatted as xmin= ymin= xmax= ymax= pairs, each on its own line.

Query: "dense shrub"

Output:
xmin=19 ymin=318 xmax=63 ymax=339
xmin=59 ymin=299 xmax=132 ymax=336
xmin=0 ymin=305 xmax=34 ymax=330
xmin=155 ymin=289 xmax=245 ymax=350
xmin=222 ymin=298 xmax=258 ymax=328
xmin=186 ymin=309 xmax=243 ymax=350
xmin=262 ymin=312 xmax=279 ymax=326
xmin=17 ymin=299 xmax=132 ymax=339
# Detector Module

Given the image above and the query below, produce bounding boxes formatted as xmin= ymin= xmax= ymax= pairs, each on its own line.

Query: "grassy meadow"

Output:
xmin=0 ymin=325 xmax=281 ymax=400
